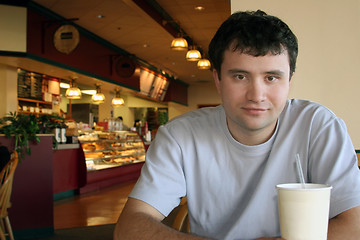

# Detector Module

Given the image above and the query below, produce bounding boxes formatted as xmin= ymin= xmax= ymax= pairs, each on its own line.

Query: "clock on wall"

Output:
xmin=53 ymin=24 xmax=80 ymax=54
xmin=115 ymin=56 xmax=136 ymax=78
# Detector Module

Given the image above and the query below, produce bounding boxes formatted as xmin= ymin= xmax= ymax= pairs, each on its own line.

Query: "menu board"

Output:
xmin=17 ymin=69 xmax=43 ymax=100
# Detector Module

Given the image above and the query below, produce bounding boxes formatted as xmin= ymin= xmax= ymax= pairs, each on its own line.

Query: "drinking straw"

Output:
xmin=295 ymin=153 xmax=306 ymax=188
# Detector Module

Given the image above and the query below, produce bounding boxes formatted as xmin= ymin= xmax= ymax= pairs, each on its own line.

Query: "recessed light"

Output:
xmin=194 ymin=6 xmax=205 ymax=11
xmin=97 ymin=14 xmax=105 ymax=19
xmin=143 ymin=44 xmax=150 ymax=48
xmin=81 ymin=90 xmax=97 ymax=95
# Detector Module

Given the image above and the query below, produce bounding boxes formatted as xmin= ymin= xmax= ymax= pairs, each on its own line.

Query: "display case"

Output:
xmin=78 ymin=130 xmax=145 ymax=171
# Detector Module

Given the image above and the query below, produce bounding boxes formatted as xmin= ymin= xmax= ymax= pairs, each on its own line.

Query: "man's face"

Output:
xmin=214 ymin=49 xmax=291 ymax=145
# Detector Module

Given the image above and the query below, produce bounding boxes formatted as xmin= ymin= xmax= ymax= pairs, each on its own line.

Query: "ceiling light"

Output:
xmin=171 ymin=37 xmax=188 ymax=51
xmin=91 ymin=83 xmax=105 ymax=104
xmin=197 ymin=58 xmax=211 ymax=70
xmin=112 ymin=88 xmax=125 ymax=107
xmin=194 ymin=6 xmax=205 ymax=11
xmin=60 ymin=82 xmax=70 ymax=89
xmin=65 ymin=78 xmax=82 ymax=99
xmin=186 ymin=46 xmax=202 ymax=61
xmin=81 ymin=90 xmax=97 ymax=95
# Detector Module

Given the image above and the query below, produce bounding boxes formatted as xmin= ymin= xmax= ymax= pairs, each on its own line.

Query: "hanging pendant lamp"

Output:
xmin=112 ymin=88 xmax=125 ymax=107
xmin=197 ymin=58 xmax=211 ymax=70
xmin=92 ymin=83 xmax=105 ymax=104
xmin=186 ymin=46 xmax=202 ymax=61
xmin=65 ymin=78 xmax=82 ymax=99
xmin=171 ymin=37 xmax=188 ymax=51
xmin=170 ymin=24 xmax=188 ymax=51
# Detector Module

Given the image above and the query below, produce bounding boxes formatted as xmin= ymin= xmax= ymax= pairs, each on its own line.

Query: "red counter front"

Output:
xmin=52 ymin=144 xmax=86 ymax=194
xmin=0 ymin=135 xmax=54 ymax=239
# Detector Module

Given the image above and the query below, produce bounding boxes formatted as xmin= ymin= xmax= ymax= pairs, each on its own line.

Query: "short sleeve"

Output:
xmin=309 ymin=116 xmax=360 ymax=218
xmin=129 ymin=124 xmax=187 ymax=216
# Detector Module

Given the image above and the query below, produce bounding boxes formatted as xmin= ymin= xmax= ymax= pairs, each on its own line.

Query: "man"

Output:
xmin=114 ymin=10 xmax=360 ymax=239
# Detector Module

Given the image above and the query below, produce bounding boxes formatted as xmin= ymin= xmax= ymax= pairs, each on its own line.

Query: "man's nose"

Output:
xmin=246 ymin=80 xmax=266 ymax=103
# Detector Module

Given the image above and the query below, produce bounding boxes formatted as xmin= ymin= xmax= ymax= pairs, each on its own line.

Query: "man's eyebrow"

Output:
xmin=227 ymin=69 xmax=249 ymax=74
xmin=265 ymin=70 xmax=286 ymax=76
xmin=227 ymin=69 xmax=286 ymax=76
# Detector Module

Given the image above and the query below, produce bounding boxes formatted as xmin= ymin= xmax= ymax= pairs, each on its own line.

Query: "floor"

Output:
xmin=53 ymin=180 xmax=136 ymax=229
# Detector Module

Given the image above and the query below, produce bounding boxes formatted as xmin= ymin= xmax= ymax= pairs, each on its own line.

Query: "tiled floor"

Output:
xmin=53 ymin=180 xmax=136 ymax=229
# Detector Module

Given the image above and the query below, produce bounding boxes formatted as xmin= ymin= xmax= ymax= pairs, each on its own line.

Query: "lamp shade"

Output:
xmin=112 ymin=88 xmax=125 ymax=107
xmin=186 ymin=49 xmax=201 ymax=61
xmin=65 ymin=78 xmax=82 ymax=99
xmin=92 ymin=93 xmax=105 ymax=104
xmin=171 ymin=37 xmax=188 ymax=51
xmin=197 ymin=58 xmax=211 ymax=70
xmin=112 ymin=97 xmax=125 ymax=106
xmin=65 ymin=87 xmax=82 ymax=99
xmin=92 ymin=84 xmax=105 ymax=104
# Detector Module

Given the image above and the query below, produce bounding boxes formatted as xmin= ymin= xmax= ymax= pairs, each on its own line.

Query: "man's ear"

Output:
xmin=213 ymin=69 xmax=221 ymax=94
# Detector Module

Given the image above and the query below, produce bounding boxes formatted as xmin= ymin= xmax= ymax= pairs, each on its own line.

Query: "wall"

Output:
xmin=26 ymin=8 xmax=141 ymax=91
xmin=168 ymin=101 xmax=191 ymax=119
xmin=0 ymin=4 xmax=26 ymax=117
xmin=0 ymin=65 xmax=18 ymax=116
xmin=0 ymin=5 xmax=26 ymax=52
xmin=230 ymin=0 xmax=360 ymax=148
xmin=188 ymin=82 xmax=221 ymax=110
xmin=112 ymin=95 xmax=135 ymax=128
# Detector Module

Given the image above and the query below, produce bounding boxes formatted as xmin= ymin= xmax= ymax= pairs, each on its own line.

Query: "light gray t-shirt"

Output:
xmin=130 ymin=99 xmax=360 ymax=240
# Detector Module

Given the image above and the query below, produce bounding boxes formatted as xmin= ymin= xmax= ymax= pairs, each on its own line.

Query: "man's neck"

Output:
xmin=227 ymin=119 xmax=277 ymax=146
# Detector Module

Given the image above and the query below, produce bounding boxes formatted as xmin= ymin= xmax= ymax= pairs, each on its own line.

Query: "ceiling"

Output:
xmin=27 ymin=0 xmax=231 ymax=91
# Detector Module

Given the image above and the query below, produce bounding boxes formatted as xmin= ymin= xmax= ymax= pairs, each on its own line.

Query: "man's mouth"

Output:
xmin=242 ymin=107 xmax=267 ymax=114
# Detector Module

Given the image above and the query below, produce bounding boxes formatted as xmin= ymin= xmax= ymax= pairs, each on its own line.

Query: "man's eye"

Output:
xmin=235 ymin=74 xmax=246 ymax=80
xmin=267 ymin=76 xmax=278 ymax=82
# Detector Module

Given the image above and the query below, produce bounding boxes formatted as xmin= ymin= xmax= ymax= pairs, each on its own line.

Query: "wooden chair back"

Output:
xmin=0 ymin=151 xmax=18 ymax=240
xmin=172 ymin=197 xmax=190 ymax=233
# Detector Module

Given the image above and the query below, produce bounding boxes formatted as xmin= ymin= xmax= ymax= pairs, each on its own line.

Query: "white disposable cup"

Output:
xmin=276 ymin=183 xmax=332 ymax=240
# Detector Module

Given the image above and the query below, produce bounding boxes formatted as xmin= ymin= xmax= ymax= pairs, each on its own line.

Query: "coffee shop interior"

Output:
xmin=1 ymin=0 xmax=360 ymax=239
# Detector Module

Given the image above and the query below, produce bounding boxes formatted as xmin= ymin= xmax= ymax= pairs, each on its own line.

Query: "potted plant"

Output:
xmin=0 ymin=112 xmax=66 ymax=160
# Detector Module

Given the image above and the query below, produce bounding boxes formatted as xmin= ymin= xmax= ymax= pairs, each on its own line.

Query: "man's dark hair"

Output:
xmin=208 ymin=10 xmax=298 ymax=79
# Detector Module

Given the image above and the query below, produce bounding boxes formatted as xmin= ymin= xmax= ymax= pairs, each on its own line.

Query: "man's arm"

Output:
xmin=328 ymin=205 xmax=360 ymax=239
xmin=113 ymin=197 xmax=208 ymax=240
xmin=114 ymin=198 xmax=284 ymax=240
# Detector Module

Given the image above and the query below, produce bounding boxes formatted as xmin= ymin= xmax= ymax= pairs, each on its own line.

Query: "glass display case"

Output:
xmin=78 ymin=130 xmax=145 ymax=171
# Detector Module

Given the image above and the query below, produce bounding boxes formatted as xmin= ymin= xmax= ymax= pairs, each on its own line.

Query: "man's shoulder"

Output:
xmin=282 ymin=99 xmax=339 ymax=130
xmin=287 ymin=99 xmax=336 ymax=118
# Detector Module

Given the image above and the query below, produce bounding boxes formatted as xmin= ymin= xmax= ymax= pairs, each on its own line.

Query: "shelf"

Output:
xmin=18 ymin=97 xmax=52 ymax=105
xmin=18 ymin=110 xmax=53 ymax=115
xmin=18 ymin=97 xmax=54 ymax=116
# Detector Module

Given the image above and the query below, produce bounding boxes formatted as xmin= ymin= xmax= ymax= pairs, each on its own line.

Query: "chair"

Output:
xmin=0 ymin=151 xmax=18 ymax=240
xmin=356 ymin=151 xmax=360 ymax=167
xmin=172 ymin=197 xmax=190 ymax=233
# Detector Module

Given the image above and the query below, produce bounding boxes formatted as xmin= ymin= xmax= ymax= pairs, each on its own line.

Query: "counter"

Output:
xmin=53 ymin=143 xmax=87 ymax=196
xmin=0 ymin=135 xmax=54 ymax=239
